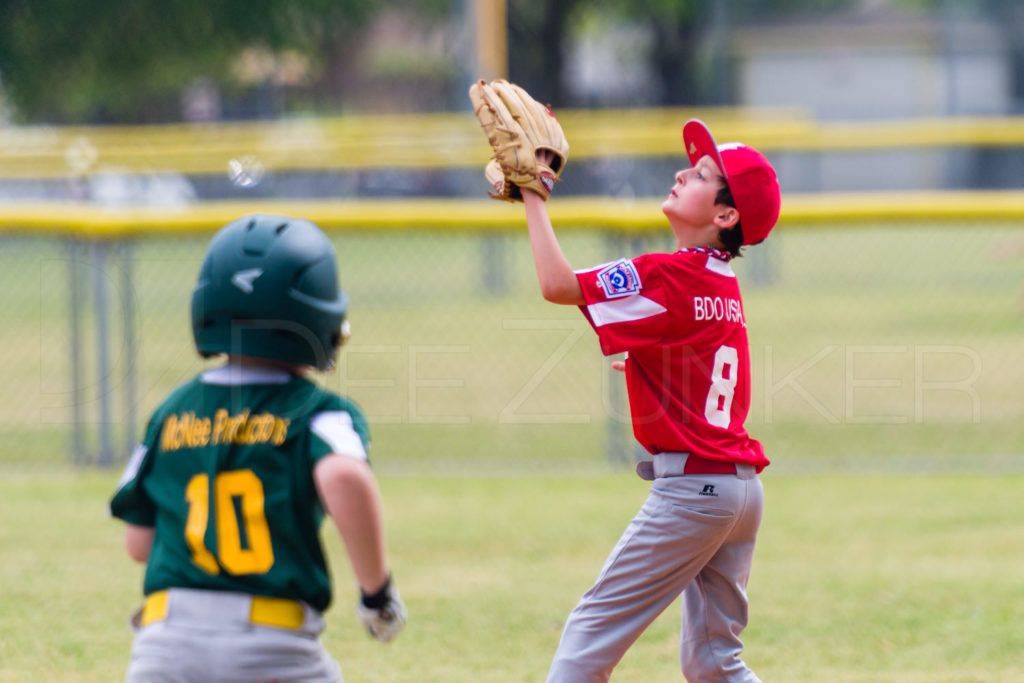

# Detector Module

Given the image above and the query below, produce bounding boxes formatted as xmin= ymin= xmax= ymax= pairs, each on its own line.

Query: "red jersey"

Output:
xmin=576 ymin=247 xmax=768 ymax=471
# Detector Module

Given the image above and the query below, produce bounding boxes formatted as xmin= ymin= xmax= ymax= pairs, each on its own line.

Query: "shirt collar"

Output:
xmin=678 ymin=245 xmax=733 ymax=262
xmin=200 ymin=363 xmax=294 ymax=386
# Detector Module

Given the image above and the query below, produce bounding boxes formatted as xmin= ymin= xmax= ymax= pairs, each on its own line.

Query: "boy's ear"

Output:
xmin=714 ymin=206 xmax=739 ymax=229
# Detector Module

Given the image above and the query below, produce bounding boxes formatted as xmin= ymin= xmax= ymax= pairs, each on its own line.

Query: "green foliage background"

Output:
xmin=6 ymin=0 xmax=1021 ymax=123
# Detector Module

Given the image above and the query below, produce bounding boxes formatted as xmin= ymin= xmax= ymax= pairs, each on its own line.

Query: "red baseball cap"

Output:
xmin=682 ymin=119 xmax=781 ymax=245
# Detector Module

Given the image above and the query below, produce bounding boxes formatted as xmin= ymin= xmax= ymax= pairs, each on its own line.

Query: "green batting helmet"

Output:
xmin=191 ymin=214 xmax=349 ymax=370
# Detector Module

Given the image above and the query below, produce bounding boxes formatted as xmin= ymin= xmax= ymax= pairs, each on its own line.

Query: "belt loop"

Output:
xmin=636 ymin=460 xmax=655 ymax=481
xmin=652 ymin=452 xmax=690 ymax=478
xmin=140 ymin=590 xmax=169 ymax=627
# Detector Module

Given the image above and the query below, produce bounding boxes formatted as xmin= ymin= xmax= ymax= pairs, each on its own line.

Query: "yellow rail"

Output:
xmin=4 ymin=109 xmax=1024 ymax=178
xmin=2 ymin=191 xmax=1022 ymax=238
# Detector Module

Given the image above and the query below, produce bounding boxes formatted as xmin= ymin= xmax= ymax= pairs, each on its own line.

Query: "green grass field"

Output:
xmin=1 ymin=222 xmax=1022 ymax=680
xmin=1 ymin=468 xmax=1022 ymax=682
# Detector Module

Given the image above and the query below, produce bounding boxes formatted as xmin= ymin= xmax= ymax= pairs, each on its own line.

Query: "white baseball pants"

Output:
xmin=124 ymin=588 xmax=343 ymax=682
xmin=547 ymin=456 xmax=764 ymax=683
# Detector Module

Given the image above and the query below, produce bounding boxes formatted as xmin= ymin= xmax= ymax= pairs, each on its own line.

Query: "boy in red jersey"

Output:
xmin=517 ymin=119 xmax=780 ymax=682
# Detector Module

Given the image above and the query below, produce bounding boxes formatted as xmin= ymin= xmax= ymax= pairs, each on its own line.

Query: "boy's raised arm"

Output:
xmin=522 ymin=156 xmax=584 ymax=306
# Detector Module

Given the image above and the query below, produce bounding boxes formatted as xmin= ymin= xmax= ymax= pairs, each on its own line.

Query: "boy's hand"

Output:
xmin=482 ymin=151 xmax=559 ymax=201
xmin=356 ymin=575 xmax=407 ymax=643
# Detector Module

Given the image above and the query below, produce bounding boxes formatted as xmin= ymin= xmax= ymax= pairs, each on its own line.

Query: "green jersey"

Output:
xmin=110 ymin=364 xmax=370 ymax=612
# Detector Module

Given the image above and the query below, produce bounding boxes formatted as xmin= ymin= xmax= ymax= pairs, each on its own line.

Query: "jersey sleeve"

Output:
xmin=108 ymin=417 xmax=161 ymax=526
xmin=308 ymin=396 xmax=371 ymax=463
xmin=575 ymin=255 xmax=670 ymax=356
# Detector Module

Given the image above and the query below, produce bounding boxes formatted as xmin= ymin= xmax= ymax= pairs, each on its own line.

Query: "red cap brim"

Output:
xmin=683 ymin=119 xmax=727 ymax=179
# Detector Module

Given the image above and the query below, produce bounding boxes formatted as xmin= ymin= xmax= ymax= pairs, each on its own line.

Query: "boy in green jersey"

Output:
xmin=110 ymin=214 xmax=405 ymax=682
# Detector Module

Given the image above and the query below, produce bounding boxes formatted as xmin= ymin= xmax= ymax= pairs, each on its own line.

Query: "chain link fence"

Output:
xmin=3 ymin=216 xmax=1021 ymax=474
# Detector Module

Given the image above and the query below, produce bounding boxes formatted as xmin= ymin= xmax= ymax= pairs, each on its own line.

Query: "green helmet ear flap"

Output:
xmin=191 ymin=214 xmax=348 ymax=370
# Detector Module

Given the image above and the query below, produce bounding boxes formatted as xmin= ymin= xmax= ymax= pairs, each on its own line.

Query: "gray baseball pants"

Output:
xmin=125 ymin=588 xmax=343 ymax=682
xmin=547 ymin=453 xmax=764 ymax=683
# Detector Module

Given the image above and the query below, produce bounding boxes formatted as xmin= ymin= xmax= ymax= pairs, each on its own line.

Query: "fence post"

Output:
xmin=119 ymin=240 xmax=138 ymax=458
xmin=68 ymin=239 xmax=87 ymax=465
xmin=481 ymin=233 xmax=509 ymax=294
xmin=93 ymin=241 xmax=114 ymax=467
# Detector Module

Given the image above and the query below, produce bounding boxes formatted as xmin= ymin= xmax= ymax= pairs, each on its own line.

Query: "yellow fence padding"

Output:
xmin=4 ymin=108 xmax=1024 ymax=178
xmin=2 ymin=191 xmax=1023 ymax=238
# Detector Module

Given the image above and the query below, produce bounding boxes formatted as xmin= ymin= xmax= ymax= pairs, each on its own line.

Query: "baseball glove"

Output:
xmin=468 ymin=79 xmax=569 ymax=202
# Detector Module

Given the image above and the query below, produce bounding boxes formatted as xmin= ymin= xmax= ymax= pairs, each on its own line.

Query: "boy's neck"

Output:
xmin=672 ymin=221 xmax=725 ymax=252
xmin=676 ymin=235 xmax=726 ymax=252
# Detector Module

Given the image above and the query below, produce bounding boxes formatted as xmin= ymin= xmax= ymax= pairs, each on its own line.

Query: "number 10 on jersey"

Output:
xmin=185 ymin=470 xmax=275 ymax=575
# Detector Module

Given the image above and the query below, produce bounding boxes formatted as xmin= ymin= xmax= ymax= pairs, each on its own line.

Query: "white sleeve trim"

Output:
xmin=310 ymin=411 xmax=368 ymax=460
xmin=114 ymin=444 xmax=148 ymax=492
xmin=586 ymin=294 xmax=668 ymax=328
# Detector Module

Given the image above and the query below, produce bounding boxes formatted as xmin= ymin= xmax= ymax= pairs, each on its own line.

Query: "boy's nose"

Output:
xmin=675 ymin=169 xmax=687 ymax=184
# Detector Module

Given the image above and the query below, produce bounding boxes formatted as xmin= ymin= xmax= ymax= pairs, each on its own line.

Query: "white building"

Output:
xmin=733 ymin=9 xmax=1010 ymax=119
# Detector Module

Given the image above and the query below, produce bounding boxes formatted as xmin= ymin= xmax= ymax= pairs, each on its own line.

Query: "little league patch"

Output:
xmin=597 ymin=259 xmax=641 ymax=298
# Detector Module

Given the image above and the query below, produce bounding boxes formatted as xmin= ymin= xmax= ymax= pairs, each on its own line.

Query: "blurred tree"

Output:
xmin=3 ymin=0 xmax=1018 ymax=121
xmin=509 ymin=0 xmax=938 ymax=107
xmin=0 ymin=0 xmax=455 ymax=123
xmin=509 ymin=0 xmax=766 ymax=107
xmin=585 ymin=0 xmax=870 ymax=106
xmin=506 ymin=0 xmax=706 ymax=107
xmin=587 ymin=0 xmax=706 ymax=106
xmin=506 ymin=0 xmax=582 ymax=107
